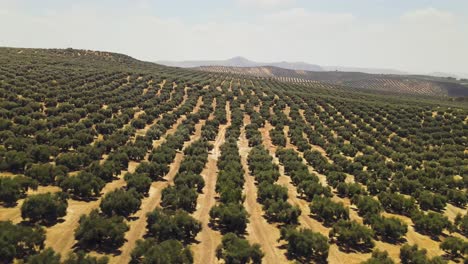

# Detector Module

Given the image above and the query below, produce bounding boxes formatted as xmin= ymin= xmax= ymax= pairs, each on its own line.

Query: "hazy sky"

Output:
xmin=1 ymin=0 xmax=467 ymax=74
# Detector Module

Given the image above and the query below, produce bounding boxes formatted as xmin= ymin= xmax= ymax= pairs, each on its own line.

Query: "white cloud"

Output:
xmin=235 ymin=0 xmax=294 ymax=9
xmin=0 ymin=4 xmax=466 ymax=74
xmin=402 ymin=7 xmax=454 ymax=23
xmin=264 ymin=8 xmax=355 ymax=26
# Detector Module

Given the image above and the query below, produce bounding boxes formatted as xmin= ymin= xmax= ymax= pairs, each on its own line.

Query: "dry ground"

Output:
xmin=191 ymin=102 xmax=231 ymax=264
xmin=43 ymin=89 xmax=198 ymax=259
xmin=238 ymin=114 xmax=290 ymax=264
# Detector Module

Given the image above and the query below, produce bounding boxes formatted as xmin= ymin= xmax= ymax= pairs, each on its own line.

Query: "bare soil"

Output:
xmin=112 ymin=100 xmax=206 ymax=263
xmin=0 ymin=186 xmax=61 ymax=223
xmin=192 ymin=102 xmax=231 ymax=264
xmin=44 ymin=95 xmax=202 ymax=260
xmin=238 ymin=115 xmax=290 ymax=264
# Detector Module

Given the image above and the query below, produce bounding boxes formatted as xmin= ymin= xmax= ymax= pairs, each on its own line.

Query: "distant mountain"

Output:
xmin=323 ymin=66 xmax=408 ymax=75
xmin=428 ymin=72 xmax=468 ymax=80
xmin=156 ymin=57 xmax=323 ymax=72
xmin=157 ymin=57 xmax=468 ymax=80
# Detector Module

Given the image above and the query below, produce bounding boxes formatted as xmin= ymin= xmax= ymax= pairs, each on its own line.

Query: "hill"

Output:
xmin=157 ymin=56 xmax=324 ymax=71
xmin=156 ymin=57 xmax=439 ymax=76
xmin=196 ymin=65 xmax=468 ymax=97
xmin=0 ymin=47 xmax=467 ymax=264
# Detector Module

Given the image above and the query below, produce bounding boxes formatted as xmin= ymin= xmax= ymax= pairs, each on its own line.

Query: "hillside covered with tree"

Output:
xmin=0 ymin=47 xmax=467 ymax=264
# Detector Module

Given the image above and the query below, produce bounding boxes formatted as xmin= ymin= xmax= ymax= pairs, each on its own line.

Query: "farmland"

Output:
xmin=0 ymin=48 xmax=467 ymax=264
xmin=196 ymin=65 xmax=468 ymax=97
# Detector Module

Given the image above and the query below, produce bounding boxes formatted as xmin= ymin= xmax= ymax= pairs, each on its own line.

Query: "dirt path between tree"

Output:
xmin=111 ymin=98 xmax=206 ymax=264
xmin=44 ymin=96 xmax=202 ymax=260
xmin=290 ymin=106 xmax=448 ymax=263
xmin=192 ymin=102 xmax=231 ymax=264
xmin=112 ymin=119 xmax=206 ymax=263
xmin=45 ymin=176 xmax=128 ymax=256
xmin=0 ymin=186 xmax=62 ymax=223
xmin=238 ymin=115 xmax=290 ymax=264
xmin=136 ymin=87 xmax=189 ymax=139
xmin=266 ymin=119 xmax=378 ymax=263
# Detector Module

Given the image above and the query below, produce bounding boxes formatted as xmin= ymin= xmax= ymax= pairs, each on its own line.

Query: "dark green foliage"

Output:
xmin=100 ymin=189 xmax=141 ymax=217
xmin=55 ymin=152 xmax=90 ymax=171
xmin=130 ymin=238 xmax=193 ymax=264
xmin=411 ymin=211 xmax=451 ymax=237
xmin=1 ymin=150 xmax=31 ymax=172
xmin=416 ymin=191 xmax=447 ymax=212
xmin=446 ymin=189 xmax=467 ymax=208
xmin=0 ymin=221 xmax=45 ymax=263
xmin=276 ymin=147 xmax=331 ymax=201
xmin=326 ymin=171 xmax=346 ymax=188
xmin=146 ymin=208 xmax=201 ymax=243
xmin=28 ymin=145 xmax=55 ymax=163
xmin=161 ymin=185 xmax=198 ymax=212
xmin=454 ymin=214 xmax=467 ymax=236
xmin=248 ymin=145 xmax=299 ymax=224
xmin=86 ymin=161 xmax=120 ymax=182
xmin=257 ymin=182 xmax=288 ymax=203
xmin=336 ymin=182 xmax=367 ymax=199
xmin=60 ymin=172 xmax=105 ymax=199
xmin=378 ymin=192 xmax=417 ymax=216
xmin=174 ymin=172 xmax=205 ymax=193
xmin=263 ymin=197 xmax=301 ymax=224
xmin=279 ymin=227 xmax=329 ymax=262
xmin=0 ymin=47 xmax=467 ymax=263
xmin=159 ymin=139 xmax=209 ymax=213
xmin=26 ymin=248 xmax=60 ymax=264
xmin=353 ymin=195 xmax=383 ymax=219
xmin=366 ymin=215 xmax=407 ymax=242
xmin=21 ymin=192 xmax=68 ymax=224
xmin=131 ymin=119 xmax=146 ymax=129
xmin=329 ymin=220 xmax=375 ymax=251
xmin=0 ymin=175 xmax=38 ymax=205
xmin=215 ymin=138 xmax=245 ymax=205
xmin=124 ymin=173 xmax=152 ymax=195
xmin=135 ymin=161 xmax=168 ymax=181
xmin=270 ymin=129 xmax=286 ymax=147
xmin=303 ymin=150 xmax=329 ymax=174
xmin=75 ymin=209 xmax=129 ymax=251
xmin=245 ymin=124 xmax=263 ymax=147
xmin=25 ymin=164 xmax=66 ymax=185
xmin=210 ymin=203 xmax=249 ymax=234
xmin=297 ymin=180 xmax=332 ymax=201
xmin=400 ymin=244 xmax=447 ymax=264
xmin=63 ymin=251 xmax=109 ymax=264
xmin=216 ymin=233 xmax=263 ymax=264
xmin=440 ymin=236 xmax=468 ymax=259
xmin=310 ymin=196 xmax=349 ymax=225
xmin=247 ymin=146 xmax=280 ymax=184
xmin=361 ymin=250 xmax=394 ymax=264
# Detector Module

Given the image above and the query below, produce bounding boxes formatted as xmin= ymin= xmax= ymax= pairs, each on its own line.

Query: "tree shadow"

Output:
xmin=279 ymin=244 xmax=328 ymax=264
xmin=1 ymin=201 xmax=19 ymax=208
xmin=19 ymin=218 xmax=66 ymax=228
xmin=441 ymin=252 xmax=464 ymax=263
xmin=295 ymin=194 xmax=312 ymax=202
xmin=72 ymin=240 xmax=124 ymax=256
xmin=336 ymin=242 xmax=373 ymax=254
xmin=412 ymin=225 xmax=442 ymax=241
xmin=309 ymin=214 xmax=334 ymax=228
xmin=127 ymin=216 xmax=139 ymax=221
xmin=208 ymin=220 xmax=248 ymax=237
xmin=71 ymin=195 xmax=99 ymax=202
xmin=183 ymin=236 xmax=200 ymax=246
xmin=377 ymin=235 xmax=407 ymax=245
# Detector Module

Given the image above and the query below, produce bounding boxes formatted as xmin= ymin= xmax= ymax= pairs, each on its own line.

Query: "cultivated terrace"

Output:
xmin=0 ymin=48 xmax=467 ymax=264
